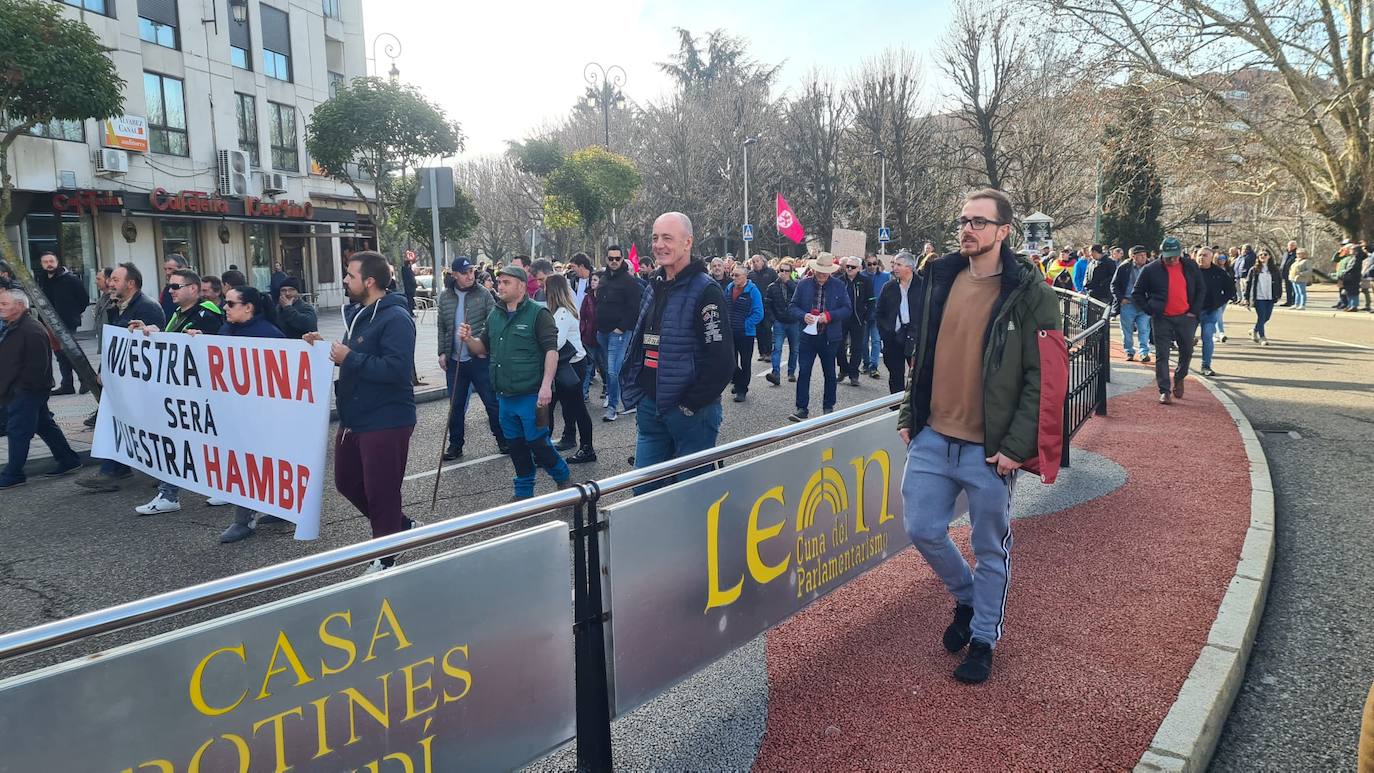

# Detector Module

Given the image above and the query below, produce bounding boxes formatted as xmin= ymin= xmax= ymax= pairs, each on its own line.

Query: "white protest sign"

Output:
xmin=830 ymin=228 xmax=867 ymax=260
xmin=91 ymin=326 xmax=333 ymax=539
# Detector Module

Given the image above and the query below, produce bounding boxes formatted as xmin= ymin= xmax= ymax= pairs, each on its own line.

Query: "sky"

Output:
xmin=361 ymin=0 xmax=954 ymax=159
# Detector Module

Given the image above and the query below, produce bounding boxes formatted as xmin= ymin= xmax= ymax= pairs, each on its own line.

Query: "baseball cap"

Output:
xmin=498 ymin=265 xmax=528 ymax=282
xmin=450 ymin=256 xmax=475 ymax=272
xmin=1159 ymin=236 xmax=1183 ymax=258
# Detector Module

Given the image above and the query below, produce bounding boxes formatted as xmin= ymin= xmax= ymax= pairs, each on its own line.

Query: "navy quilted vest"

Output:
xmin=621 ymin=269 xmax=716 ymax=412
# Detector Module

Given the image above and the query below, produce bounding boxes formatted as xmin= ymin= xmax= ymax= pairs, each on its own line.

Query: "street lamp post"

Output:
xmin=742 ymin=137 xmax=757 ymax=250
xmin=369 ymin=33 xmax=402 ymax=79
xmin=583 ymin=62 xmax=627 ymax=149
xmin=872 ymin=149 xmax=887 ymax=255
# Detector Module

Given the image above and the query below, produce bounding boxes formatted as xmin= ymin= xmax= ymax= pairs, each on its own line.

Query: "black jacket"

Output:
xmin=875 ymin=278 xmax=917 ymax=356
xmin=1132 ymin=258 xmax=1205 ymax=317
xmin=276 ymin=299 xmax=318 ymax=339
xmin=764 ymin=277 xmax=796 ymax=322
xmin=38 ymin=267 xmax=89 ymax=328
xmin=1199 ymin=264 xmax=1237 ymax=311
xmin=165 ymin=302 xmax=223 ymax=335
xmin=1110 ymin=259 xmax=1145 ymax=315
xmin=111 ymin=292 xmax=168 ymax=329
xmin=1082 ymin=257 xmax=1117 ymax=304
xmin=750 ymin=266 xmax=779 ymax=321
xmin=0 ymin=312 xmax=53 ymax=400
xmin=842 ymin=271 xmax=875 ymax=328
xmin=1244 ymin=264 xmax=1284 ymax=303
xmin=595 ymin=262 xmax=643 ymax=334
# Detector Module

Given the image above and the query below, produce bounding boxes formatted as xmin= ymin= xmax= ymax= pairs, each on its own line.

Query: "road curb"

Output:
xmin=1133 ymin=378 xmax=1275 ymax=773
xmin=1270 ymin=305 xmax=1374 ymax=322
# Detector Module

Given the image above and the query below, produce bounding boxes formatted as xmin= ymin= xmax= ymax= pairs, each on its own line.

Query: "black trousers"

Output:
xmin=732 ymin=332 xmax=755 ymax=395
xmin=556 ymin=359 xmax=593 ymax=448
xmin=53 ymin=318 xmax=81 ymax=390
xmin=882 ymin=335 xmax=908 ymax=394
xmin=756 ymin=317 xmax=773 ymax=356
xmin=1151 ymin=314 xmax=1197 ymax=393
xmin=840 ymin=323 xmax=866 ymax=378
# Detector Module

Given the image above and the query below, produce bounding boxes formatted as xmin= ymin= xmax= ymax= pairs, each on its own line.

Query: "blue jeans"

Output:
xmin=866 ymin=320 xmax=882 ymax=372
xmin=1117 ymin=302 xmax=1152 ymax=357
xmin=598 ymin=330 xmax=630 ymax=413
xmin=795 ymin=334 xmax=839 ymax=412
xmin=1253 ymin=299 xmax=1275 ymax=338
xmin=444 ymin=356 xmax=501 ymax=452
xmin=771 ymin=320 xmax=800 ymax=376
xmin=581 ymin=340 xmax=606 ymax=400
xmin=497 ymin=393 xmax=569 ymax=498
xmin=2 ymin=391 xmax=79 ymax=483
xmin=632 ymin=398 xmax=723 ymax=495
xmin=1291 ymin=282 xmax=1307 ymax=308
xmin=902 ymin=426 xmax=1017 ymax=646
xmin=1199 ymin=307 xmax=1224 ymax=368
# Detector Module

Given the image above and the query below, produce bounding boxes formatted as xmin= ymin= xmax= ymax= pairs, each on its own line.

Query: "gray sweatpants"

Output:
xmin=902 ymin=426 xmax=1017 ymax=647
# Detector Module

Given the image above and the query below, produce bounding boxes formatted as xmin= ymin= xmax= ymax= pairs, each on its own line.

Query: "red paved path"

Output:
xmin=755 ymin=377 xmax=1251 ymax=771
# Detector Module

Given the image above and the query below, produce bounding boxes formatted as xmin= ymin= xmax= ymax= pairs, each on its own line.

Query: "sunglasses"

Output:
xmin=165 ymin=283 xmax=189 ymax=291
xmin=223 ymin=300 xmax=244 ymax=308
xmin=607 ymin=256 xmax=624 ymax=262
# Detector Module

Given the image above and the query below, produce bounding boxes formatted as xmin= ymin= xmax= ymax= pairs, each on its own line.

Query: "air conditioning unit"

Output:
xmin=261 ymin=172 xmax=289 ymax=195
xmin=96 ymin=148 xmax=129 ymax=174
xmin=217 ymin=149 xmax=252 ymax=197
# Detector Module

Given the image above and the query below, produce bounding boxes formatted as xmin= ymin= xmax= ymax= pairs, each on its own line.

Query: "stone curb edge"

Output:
xmin=22 ymin=386 xmax=452 ymax=478
xmin=1134 ymin=378 xmax=1275 ymax=773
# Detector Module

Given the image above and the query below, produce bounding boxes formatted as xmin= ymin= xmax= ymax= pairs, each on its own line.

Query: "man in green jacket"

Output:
xmin=461 ymin=265 xmax=570 ymax=500
xmin=897 ymin=188 xmax=1064 ymax=685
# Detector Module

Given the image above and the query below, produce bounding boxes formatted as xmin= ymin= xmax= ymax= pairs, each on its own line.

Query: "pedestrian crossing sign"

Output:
xmin=878 ymin=227 xmax=891 ymax=243
xmin=743 ymin=223 xmax=754 ymax=241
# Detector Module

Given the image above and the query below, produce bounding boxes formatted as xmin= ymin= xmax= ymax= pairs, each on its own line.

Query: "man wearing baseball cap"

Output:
xmin=1131 ymin=236 xmax=1204 ymax=404
xmin=438 ymin=256 xmax=506 ymax=460
xmin=460 ymin=264 xmax=571 ymax=500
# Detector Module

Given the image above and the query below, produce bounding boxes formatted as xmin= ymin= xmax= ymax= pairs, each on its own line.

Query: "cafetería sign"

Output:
xmin=50 ymin=188 xmax=316 ymax=221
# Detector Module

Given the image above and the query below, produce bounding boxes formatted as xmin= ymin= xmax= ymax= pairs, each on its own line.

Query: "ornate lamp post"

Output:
xmin=369 ymin=32 xmax=402 ymax=80
xmin=583 ymin=62 xmax=626 ymax=149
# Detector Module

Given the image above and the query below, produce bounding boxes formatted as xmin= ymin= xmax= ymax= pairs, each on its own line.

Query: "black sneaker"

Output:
xmin=733 ymin=393 xmax=746 ymax=402
xmin=83 ymin=411 xmax=99 ymax=428
xmin=787 ymin=408 xmax=809 ymax=422
xmin=0 ymin=478 xmax=26 ymax=490
xmin=50 ymin=385 xmax=75 ymax=396
xmin=554 ymin=436 xmax=577 ymax=452
xmin=442 ymin=446 xmax=463 ymax=461
xmin=954 ymin=639 xmax=993 ymax=684
xmin=942 ymin=603 xmax=975 ymax=653
xmin=45 ymin=460 xmax=82 ymax=477
xmin=497 ymin=441 xmax=512 ymax=455
xmin=567 ymin=447 xmax=598 ymax=464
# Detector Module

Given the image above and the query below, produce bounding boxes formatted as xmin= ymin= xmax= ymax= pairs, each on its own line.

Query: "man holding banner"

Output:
xmin=898 ymin=188 xmax=1066 ymax=685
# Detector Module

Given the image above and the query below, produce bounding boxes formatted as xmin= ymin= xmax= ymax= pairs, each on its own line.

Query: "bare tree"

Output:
xmin=777 ymin=70 xmax=851 ymax=248
xmin=939 ymin=0 xmax=1030 ymax=190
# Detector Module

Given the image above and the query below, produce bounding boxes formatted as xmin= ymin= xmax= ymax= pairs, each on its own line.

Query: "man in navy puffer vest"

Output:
xmin=620 ymin=212 xmax=734 ymax=494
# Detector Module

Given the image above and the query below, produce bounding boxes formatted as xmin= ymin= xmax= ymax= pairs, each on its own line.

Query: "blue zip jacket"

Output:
xmin=788 ymin=275 xmax=852 ymax=343
xmin=727 ymin=280 xmax=765 ymax=336
xmin=222 ymin=316 xmax=284 ymax=339
xmin=336 ymin=292 xmax=416 ymax=432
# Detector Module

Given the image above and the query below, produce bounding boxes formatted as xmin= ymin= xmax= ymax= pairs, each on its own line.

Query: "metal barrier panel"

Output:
xmin=603 ymin=413 xmax=910 ymax=715
xmin=0 ymin=522 xmax=575 ymax=773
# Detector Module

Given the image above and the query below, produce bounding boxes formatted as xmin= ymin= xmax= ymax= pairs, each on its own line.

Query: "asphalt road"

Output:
xmin=1205 ymin=303 xmax=1374 ymax=770
xmin=0 ymin=343 xmax=889 ymax=679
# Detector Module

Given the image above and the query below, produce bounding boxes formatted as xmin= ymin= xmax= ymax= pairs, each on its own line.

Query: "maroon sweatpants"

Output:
xmin=334 ymin=424 xmax=414 ymax=539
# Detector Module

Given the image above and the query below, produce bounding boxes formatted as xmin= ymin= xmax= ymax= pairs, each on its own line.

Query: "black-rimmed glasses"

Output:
xmin=956 ymin=216 xmax=1006 ymax=231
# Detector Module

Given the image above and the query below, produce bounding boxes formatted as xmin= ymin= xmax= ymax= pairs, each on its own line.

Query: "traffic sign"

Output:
xmin=878 ymin=226 xmax=891 ymax=243
xmin=743 ymin=223 xmax=754 ymax=242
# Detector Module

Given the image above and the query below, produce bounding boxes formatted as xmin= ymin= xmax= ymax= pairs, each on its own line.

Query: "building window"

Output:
xmin=260 ymin=5 xmax=292 ymax=82
xmin=228 ymin=0 xmax=252 ymax=71
xmin=61 ymin=0 xmax=110 ymax=15
xmin=245 ymin=223 xmax=274 ymax=290
xmin=235 ymin=93 xmax=259 ymax=166
xmin=144 ymin=72 xmax=188 ymax=156
xmin=328 ymin=71 xmax=345 ymax=98
xmin=269 ymin=101 xmax=298 ymax=172
xmin=137 ymin=0 xmax=179 ymax=49
xmin=158 ymin=221 xmax=201 ymax=274
xmin=2 ymin=114 xmax=85 ymax=142
xmin=322 ymin=0 xmax=340 ymax=19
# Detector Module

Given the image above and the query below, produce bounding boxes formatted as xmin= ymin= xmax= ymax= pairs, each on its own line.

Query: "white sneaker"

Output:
xmin=205 ymin=497 xmax=231 ymax=506
xmin=135 ymin=495 xmax=182 ymax=516
xmin=1260 ymin=337 xmax=1270 ymax=346
xmin=1219 ymin=334 xmax=1228 ymax=342
xmin=1250 ymin=330 xmax=1260 ymax=342
xmin=362 ymin=559 xmax=391 ymax=575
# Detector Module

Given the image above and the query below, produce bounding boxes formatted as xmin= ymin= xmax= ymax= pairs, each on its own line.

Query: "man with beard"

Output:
xmin=36 ymin=252 xmax=90 ymax=395
xmin=619 ymin=212 xmax=734 ymax=494
xmin=898 ymin=188 xmax=1063 ymax=685
xmin=438 ymin=257 xmax=505 ymax=460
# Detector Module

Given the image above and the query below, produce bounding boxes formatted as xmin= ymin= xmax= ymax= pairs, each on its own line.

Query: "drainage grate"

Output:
xmin=1255 ymin=427 xmax=1303 ymax=439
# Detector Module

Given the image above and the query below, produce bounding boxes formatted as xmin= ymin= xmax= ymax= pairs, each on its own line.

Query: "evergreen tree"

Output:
xmin=1099 ymin=83 xmax=1164 ymax=251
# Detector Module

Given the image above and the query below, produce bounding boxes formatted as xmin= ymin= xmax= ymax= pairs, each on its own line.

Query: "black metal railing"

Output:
xmin=1056 ymin=288 xmax=1110 ymax=468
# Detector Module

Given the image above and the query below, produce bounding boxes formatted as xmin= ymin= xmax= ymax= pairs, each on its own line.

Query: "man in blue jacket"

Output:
xmin=788 ymin=252 xmax=852 ymax=421
xmin=306 ymin=251 xmax=416 ymax=573
xmin=726 ymin=265 xmax=764 ymax=402
xmin=862 ymin=254 xmax=891 ymax=378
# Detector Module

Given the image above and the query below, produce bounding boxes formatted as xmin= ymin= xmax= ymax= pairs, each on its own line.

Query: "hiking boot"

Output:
xmin=554 ymin=435 xmax=577 ymax=452
xmin=442 ymin=445 xmax=463 ymax=461
xmin=954 ymin=639 xmax=994 ymax=684
xmin=567 ymin=447 xmax=598 ymax=464
xmin=1172 ymin=379 xmax=1185 ymax=399
xmin=943 ymin=603 xmax=975 ymax=653
xmin=135 ymin=495 xmax=181 ymax=516
xmin=82 ymin=411 xmax=99 ymax=428
xmin=1159 ymin=392 xmax=1173 ymax=405
xmin=788 ymin=408 xmax=810 ymax=423
xmin=765 ymin=371 xmax=780 ymax=386
xmin=219 ymin=523 xmax=255 ymax=543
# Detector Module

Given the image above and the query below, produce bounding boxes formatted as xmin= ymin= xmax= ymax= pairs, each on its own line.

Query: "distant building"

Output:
xmin=2 ymin=0 xmax=376 ymax=322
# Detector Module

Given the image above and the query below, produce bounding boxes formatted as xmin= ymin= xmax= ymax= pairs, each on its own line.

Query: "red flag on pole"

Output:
xmin=776 ymin=193 xmax=805 ymax=244
xmin=628 ymin=242 xmax=640 ymax=274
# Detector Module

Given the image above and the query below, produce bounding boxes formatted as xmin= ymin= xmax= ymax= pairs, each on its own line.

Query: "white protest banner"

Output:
xmin=830 ymin=227 xmax=867 ymax=260
xmin=91 ymin=326 xmax=333 ymax=539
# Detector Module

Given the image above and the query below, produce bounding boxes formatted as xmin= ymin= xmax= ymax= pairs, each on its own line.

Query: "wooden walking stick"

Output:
xmin=430 ymin=360 xmax=460 ymax=511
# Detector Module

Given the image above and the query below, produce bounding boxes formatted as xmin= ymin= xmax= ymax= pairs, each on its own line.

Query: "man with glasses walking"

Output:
xmin=596 ymin=245 xmax=643 ymax=422
xmin=839 ymin=256 xmax=875 ymax=386
xmin=862 ymin=254 xmax=891 ymax=378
